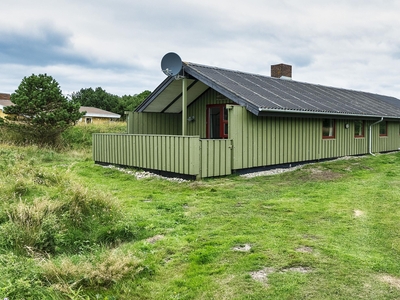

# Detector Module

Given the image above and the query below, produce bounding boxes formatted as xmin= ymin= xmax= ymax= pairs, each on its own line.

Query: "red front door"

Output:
xmin=206 ymin=104 xmax=228 ymax=139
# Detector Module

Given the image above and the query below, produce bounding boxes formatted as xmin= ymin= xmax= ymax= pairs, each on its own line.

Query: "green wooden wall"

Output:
xmin=229 ymin=106 xmax=400 ymax=170
xmin=187 ymin=89 xmax=233 ymax=138
xmin=200 ymin=139 xmax=232 ymax=178
xmin=127 ymin=89 xmax=232 ymax=137
xmin=127 ymin=112 xmax=181 ymax=134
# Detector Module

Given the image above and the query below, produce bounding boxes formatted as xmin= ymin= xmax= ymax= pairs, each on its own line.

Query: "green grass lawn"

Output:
xmin=1 ymin=141 xmax=400 ymax=299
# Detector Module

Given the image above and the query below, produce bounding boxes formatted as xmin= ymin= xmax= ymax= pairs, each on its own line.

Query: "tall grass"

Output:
xmin=1 ymin=140 xmax=400 ymax=299
xmin=0 ymin=122 xmax=126 ymax=149
xmin=61 ymin=122 xmax=126 ymax=149
xmin=0 ymin=144 xmax=145 ymax=299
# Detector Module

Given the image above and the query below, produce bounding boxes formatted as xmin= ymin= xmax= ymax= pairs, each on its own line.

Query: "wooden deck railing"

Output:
xmin=92 ymin=134 xmax=232 ymax=178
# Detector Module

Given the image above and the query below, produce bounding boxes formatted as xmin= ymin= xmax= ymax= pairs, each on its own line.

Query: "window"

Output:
xmin=322 ymin=119 xmax=335 ymax=139
xmin=379 ymin=121 xmax=387 ymax=136
xmin=86 ymin=117 xmax=92 ymax=124
xmin=354 ymin=120 xmax=364 ymax=137
xmin=206 ymin=104 xmax=228 ymax=139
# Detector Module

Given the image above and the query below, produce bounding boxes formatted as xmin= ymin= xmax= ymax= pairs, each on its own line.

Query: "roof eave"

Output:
xmin=258 ymin=108 xmax=400 ymax=120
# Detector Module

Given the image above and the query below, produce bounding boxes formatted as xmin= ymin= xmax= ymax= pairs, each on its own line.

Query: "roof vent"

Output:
xmin=271 ymin=64 xmax=292 ymax=79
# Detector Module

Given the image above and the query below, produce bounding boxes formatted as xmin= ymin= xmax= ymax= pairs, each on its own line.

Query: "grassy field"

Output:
xmin=1 ymin=125 xmax=400 ymax=299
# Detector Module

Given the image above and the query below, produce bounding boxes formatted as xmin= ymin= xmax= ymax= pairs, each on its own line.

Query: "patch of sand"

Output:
xmin=146 ymin=235 xmax=164 ymax=244
xmin=296 ymin=246 xmax=313 ymax=253
xmin=250 ymin=268 xmax=275 ymax=285
xmin=232 ymin=244 xmax=252 ymax=252
xmin=379 ymin=275 xmax=400 ymax=289
xmin=250 ymin=266 xmax=312 ymax=285
xmin=354 ymin=210 xmax=364 ymax=217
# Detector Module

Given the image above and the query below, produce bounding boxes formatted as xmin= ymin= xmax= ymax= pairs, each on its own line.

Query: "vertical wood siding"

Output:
xmin=229 ymin=106 xmax=400 ymax=170
xmin=93 ymin=134 xmax=233 ymax=178
xmin=200 ymin=139 xmax=232 ymax=178
xmin=128 ymin=90 xmax=233 ymax=137
xmin=127 ymin=112 xmax=181 ymax=135
xmin=93 ymin=134 xmax=200 ymax=175
xmin=187 ymin=89 xmax=233 ymax=138
xmin=229 ymin=106 xmax=321 ymax=169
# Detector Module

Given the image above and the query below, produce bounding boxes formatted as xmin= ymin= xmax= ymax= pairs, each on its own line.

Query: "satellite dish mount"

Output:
xmin=161 ymin=52 xmax=184 ymax=79
xmin=161 ymin=52 xmax=188 ymax=135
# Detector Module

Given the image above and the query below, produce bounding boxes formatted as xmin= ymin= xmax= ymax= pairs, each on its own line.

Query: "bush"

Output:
xmin=0 ymin=253 xmax=50 ymax=299
xmin=0 ymin=164 xmax=140 ymax=255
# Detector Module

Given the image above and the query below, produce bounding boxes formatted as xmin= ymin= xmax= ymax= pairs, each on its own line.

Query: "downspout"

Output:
xmin=369 ymin=117 xmax=383 ymax=156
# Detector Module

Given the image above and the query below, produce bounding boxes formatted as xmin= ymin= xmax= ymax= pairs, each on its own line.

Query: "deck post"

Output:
xmin=182 ymin=77 xmax=187 ymax=136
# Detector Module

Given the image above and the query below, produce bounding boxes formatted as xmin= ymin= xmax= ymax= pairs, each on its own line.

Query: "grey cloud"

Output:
xmin=0 ymin=25 xmax=84 ymax=66
xmin=0 ymin=24 xmax=136 ymax=71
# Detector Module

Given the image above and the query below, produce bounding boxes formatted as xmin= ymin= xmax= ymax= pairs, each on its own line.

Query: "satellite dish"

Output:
xmin=161 ymin=52 xmax=182 ymax=77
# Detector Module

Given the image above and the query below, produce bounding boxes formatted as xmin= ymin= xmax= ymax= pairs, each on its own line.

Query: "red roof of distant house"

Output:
xmin=0 ymin=93 xmax=10 ymax=100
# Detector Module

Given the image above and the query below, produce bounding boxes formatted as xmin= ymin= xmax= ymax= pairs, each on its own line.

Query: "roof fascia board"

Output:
xmin=184 ymin=65 xmax=260 ymax=116
xmin=258 ymin=108 xmax=400 ymax=120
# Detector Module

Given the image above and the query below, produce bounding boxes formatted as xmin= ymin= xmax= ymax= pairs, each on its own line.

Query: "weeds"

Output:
xmin=42 ymin=249 xmax=145 ymax=290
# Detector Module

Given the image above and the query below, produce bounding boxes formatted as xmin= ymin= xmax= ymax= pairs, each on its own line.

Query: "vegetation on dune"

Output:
xmin=0 ymin=125 xmax=400 ymax=299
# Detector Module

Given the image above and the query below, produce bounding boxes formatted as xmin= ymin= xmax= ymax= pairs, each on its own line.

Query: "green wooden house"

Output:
xmin=93 ymin=60 xmax=400 ymax=179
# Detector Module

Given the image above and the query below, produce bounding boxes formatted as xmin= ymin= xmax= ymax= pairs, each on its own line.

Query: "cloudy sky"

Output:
xmin=2 ymin=0 xmax=400 ymax=99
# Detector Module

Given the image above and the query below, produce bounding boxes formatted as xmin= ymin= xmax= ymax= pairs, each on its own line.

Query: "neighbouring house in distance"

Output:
xmin=78 ymin=106 xmax=121 ymax=124
xmin=92 ymin=56 xmax=400 ymax=179
xmin=1 ymin=98 xmax=121 ymax=125
xmin=0 ymin=94 xmax=11 ymax=119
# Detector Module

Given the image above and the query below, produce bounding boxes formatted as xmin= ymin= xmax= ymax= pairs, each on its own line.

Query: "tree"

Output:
xmin=120 ymin=90 xmax=151 ymax=112
xmin=4 ymin=74 xmax=85 ymax=145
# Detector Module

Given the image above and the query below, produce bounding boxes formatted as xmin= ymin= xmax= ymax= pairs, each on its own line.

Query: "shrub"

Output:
xmin=0 ymin=182 xmax=140 ymax=255
xmin=41 ymin=249 xmax=145 ymax=290
xmin=0 ymin=253 xmax=49 ymax=299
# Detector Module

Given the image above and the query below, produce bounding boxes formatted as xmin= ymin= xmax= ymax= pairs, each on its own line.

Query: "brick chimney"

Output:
xmin=271 ymin=64 xmax=292 ymax=79
xmin=0 ymin=93 xmax=10 ymax=100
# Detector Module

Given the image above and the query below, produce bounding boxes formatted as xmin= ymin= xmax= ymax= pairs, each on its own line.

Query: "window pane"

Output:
xmin=322 ymin=119 xmax=335 ymax=138
xmin=354 ymin=120 xmax=364 ymax=137
xmin=223 ymin=107 xmax=228 ymax=121
xmin=379 ymin=121 xmax=387 ymax=136
xmin=209 ymin=107 xmax=220 ymax=139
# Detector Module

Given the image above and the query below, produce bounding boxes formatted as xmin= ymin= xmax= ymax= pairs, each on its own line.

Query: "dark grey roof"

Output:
xmin=137 ymin=61 xmax=400 ymax=119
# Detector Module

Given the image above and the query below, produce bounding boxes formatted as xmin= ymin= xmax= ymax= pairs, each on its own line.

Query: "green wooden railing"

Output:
xmin=93 ymin=134 xmax=232 ymax=178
